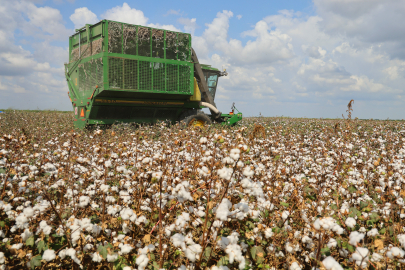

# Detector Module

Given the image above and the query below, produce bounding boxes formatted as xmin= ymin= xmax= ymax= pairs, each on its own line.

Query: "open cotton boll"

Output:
xmin=345 ymin=217 xmax=356 ymax=228
xmin=282 ymin=211 xmax=290 ymax=221
xmin=322 ymin=256 xmax=343 ymax=270
xmin=264 ymin=228 xmax=274 ymax=238
xmin=371 ymin=253 xmax=383 ymax=262
xmin=136 ymin=254 xmax=149 ymax=270
xmin=349 ymin=231 xmax=365 ymax=246
xmin=242 ymin=166 xmax=254 ymax=177
xmin=23 ymin=207 xmax=34 ymax=218
xmin=171 ymin=233 xmax=186 ymax=250
xmin=92 ymin=252 xmax=103 ymax=262
xmin=327 ymin=238 xmax=337 ymax=249
xmin=21 ymin=229 xmax=33 ymax=241
xmin=216 ymin=198 xmax=232 ymax=221
xmin=352 ymin=247 xmax=369 ymax=268
xmin=78 ymin=196 xmax=90 ymax=207
xmin=230 ymin=149 xmax=240 ymax=160
xmin=107 ymin=253 xmax=118 ymax=262
xmin=100 ymin=184 xmax=109 ymax=193
xmin=42 ymin=249 xmax=56 ymax=261
xmin=367 ymin=228 xmax=379 ymax=237
xmin=386 ymin=247 xmax=405 ymax=259
xmin=185 ymin=244 xmax=202 ymax=262
xmin=199 ymin=137 xmax=207 ymax=144
xmin=398 ymin=234 xmax=405 ymax=248
xmin=289 ymin=262 xmax=302 ymax=270
xmin=119 ymin=243 xmax=133 ymax=254
xmin=218 ymin=167 xmax=233 ymax=180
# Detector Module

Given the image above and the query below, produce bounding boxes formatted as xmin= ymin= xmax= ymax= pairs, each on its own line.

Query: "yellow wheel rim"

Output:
xmin=188 ymin=118 xmax=205 ymax=128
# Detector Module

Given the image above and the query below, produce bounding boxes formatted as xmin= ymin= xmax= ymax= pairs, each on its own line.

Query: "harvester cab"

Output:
xmin=65 ymin=20 xmax=242 ymax=129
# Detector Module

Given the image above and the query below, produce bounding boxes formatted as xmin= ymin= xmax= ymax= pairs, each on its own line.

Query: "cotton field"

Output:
xmin=1 ymin=110 xmax=405 ymax=270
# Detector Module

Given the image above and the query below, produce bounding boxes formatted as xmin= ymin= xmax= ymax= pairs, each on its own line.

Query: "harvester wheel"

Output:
xmin=179 ymin=111 xmax=212 ymax=128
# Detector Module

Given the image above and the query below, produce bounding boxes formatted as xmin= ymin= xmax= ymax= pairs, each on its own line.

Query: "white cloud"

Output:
xmin=178 ymin=18 xmax=197 ymax=34
xmin=236 ymin=15 xmax=242 ymax=20
xmin=101 ymin=3 xmax=148 ymax=26
xmin=70 ymin=7 xmax=99 ymax=30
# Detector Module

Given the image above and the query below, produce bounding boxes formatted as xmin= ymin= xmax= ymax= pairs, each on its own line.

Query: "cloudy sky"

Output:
xmin=1 ymin=0 xmax=404 ymax=119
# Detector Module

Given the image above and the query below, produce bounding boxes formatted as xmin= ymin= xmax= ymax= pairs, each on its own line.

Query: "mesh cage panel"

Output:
xmin=178 ymin=33 xmax=190 ymax=61
xmin=179 ymin=65 xmax=191 ymax=93
xmin=108 ymin=22 xmax=122 ymax=53
xmin=71 ymin=48 xmax=79 ymax=62
xmin=108 ymin=57 xmax=191 ymax=94
xmin=123 ymin=24 xmax=137 ymax=55
xmin=78 ymin=58 xmax=103 ymax=92
xmin=152 ymin=29 xmax=164 ymax=58
xmin=166 ymin=31 xmax=177 ymax=60
xmin=166 ymin=64 xmax=178 ymax=92
xmin=91 ymin=39 xmax=103 ymax=55
xmin=81 ymin=44 xmax=91 ymax=58
xmin=139 ymin=61 xmax=152 ymax=90
xmin=138 ymin=27 xmax=150 ymax=57
xmin=108 ymin=58 xmax=123 ymax=89
xmin=153 ymin=62 xmax=165 ymax=91
xmin=124 ymin=59 xmax=138 ymax=90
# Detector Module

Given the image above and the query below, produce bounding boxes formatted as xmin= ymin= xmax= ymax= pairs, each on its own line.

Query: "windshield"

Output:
xmin=202 ymin=70 xmax=219 ymax=100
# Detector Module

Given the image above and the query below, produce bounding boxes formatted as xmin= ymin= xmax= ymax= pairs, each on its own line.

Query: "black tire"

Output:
xmin=179 ymin=110 xmax=212 ymax=128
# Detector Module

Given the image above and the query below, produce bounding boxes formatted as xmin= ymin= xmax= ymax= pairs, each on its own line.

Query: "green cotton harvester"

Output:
xmin=65 ymin=20 xmax=242 ymax=129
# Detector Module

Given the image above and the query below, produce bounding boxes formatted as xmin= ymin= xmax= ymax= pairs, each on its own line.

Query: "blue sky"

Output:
xmin=1 ymin=0 xmax=405 ymax=119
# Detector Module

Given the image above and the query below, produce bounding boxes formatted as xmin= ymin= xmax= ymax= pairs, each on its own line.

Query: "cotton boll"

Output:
xmin=352 ymin=247 xmax=369 ymax=268
xmin=21 ymin=229 xmax=33 ymax=241
xmin=387 ymin=247 xmax=405 ymax=259
xmin=23 ymin=207 xmax=34 ymax=218
xmin=185 ymin=244 xmax=202 ymax=262
xmin=217 ymin=237 xmax=230 ymax=249
xmin=289 ymin=262 xmax=302 ymax=270
xmin=107 ymin=253 xmax=118 ymax=262
xmin=371 ymin=253 xmax=383 ymax=262
xmin=242 ymin=166 xmax=254 ymax=177
xmin=216 ymin=199 xmax=232 ymax=221
xmin=367 ymin=228 xmax=379 ymax=237
xmin=264 ymin=228 xmax=274 ymax=238
xmin=322 ymin=256 xmax=343 ymax=270
xmin=218 ymin=167 xmax=233 ymax=180
xmin=327 ymin=238 xmax=337 ymax=249
xmin=345 ymin=217 xmax=356 ymax=228
xmin=119 ymin=244 xmax=133 ymax=254
xmin=78 ymin=196 xmax=90 ymax=207
xmin=349 ymin=231 xmax=365 ymax=246
xmin=282 ymin=211 xmax=289 ymax=221
xmin=136 ymin=254 xmax=149 ymax=270
xmin=398 ymin=234 xmax=405 ymax=248
xmin=230 ymin=149 xmax=240 ymax=160
xmin=42 ymin=249 xmax=56 ymax=261
xmin=171 ymin=233 xmax=186 ymax=250
xmin=91 ymin=252 xmax=103 ymax=262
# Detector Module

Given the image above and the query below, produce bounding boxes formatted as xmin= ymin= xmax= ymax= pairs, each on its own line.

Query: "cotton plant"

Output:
xmin=3 ymin=112 xmax=405 ymax=268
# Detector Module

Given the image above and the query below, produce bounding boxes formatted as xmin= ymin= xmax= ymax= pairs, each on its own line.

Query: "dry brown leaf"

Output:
xmin=374 ymin=239 xmax=384 ymax=250
xmin=207 ymin=201 xmax=215 ymax=209
xmin=143 ymin=234 xmax=151 ymax=243
xmin=17 ymin=249 xmax=26 ymax=258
